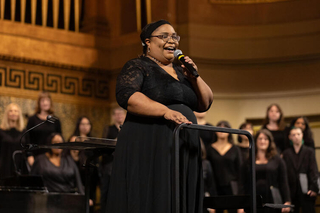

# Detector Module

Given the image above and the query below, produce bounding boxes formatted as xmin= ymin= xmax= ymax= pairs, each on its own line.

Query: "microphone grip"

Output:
xmin=178 ymin=55 xmax=199 ymax=78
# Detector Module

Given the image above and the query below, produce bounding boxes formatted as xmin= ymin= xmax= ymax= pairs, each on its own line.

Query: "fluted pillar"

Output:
xmin=81 ymin=0 xmax=114 ymax=37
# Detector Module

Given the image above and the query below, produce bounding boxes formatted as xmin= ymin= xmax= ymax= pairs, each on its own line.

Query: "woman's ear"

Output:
xmin=145 ymin=38 xmax=150 ymax=46
xmin=145 ymin=39 xmax=151 ymax=53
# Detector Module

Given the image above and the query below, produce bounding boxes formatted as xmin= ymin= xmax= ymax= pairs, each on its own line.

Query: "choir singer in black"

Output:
xmin=282 ymin=127 xmax=318 ymax=213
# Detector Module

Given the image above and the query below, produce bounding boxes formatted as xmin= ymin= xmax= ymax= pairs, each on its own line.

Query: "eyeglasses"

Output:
xmin=149 ymin=34 xmax=180 ymax=42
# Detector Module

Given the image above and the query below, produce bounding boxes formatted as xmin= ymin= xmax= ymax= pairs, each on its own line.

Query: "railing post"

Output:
xmin=172 ymin=124 xmax=256 ymax=213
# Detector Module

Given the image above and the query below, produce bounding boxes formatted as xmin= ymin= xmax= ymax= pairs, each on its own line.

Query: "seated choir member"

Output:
xmin=289 ymin=116 xmax=315 ymax=149
xmin=282 ymin=127 xmax=318 ymax=213
xmin=26 ymin=91 xmax=62 ymax=166
xmin=65 ymin=116 xmax=98 ymax=210
xmin=237 ymin=122 xmax=254 ymax=161
xmin=206 ymin=120 xmax=242 ymax=213
xmin=261 ymin=104 xmax=288 ymax=154
xmin=239 ymin=129 xmax=291 ymax=213
xmin=31 ymin=133 xmax=84 ymax=194
xmin=0 ymin=103 xmax=27 ymax=178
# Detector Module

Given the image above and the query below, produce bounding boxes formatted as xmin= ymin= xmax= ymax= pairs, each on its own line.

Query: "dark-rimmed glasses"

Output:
xmin=149 ymin=34 xmax=180 ymax=42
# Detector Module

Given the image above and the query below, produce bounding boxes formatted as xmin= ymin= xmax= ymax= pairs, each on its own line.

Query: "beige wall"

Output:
xmin=206 ymin=91 xmax=320 ymax=129
xmin=203 ymin=91 xmax=320 ymax=165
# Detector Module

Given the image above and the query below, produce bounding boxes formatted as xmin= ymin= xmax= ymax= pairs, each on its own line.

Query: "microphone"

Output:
xmin=47 ymin=115 xmax=59 ymax=124
xmin=20 ymin=115 xmax=58 ymax=148
xmin=174 ymin=49 xmax=199 ymax=78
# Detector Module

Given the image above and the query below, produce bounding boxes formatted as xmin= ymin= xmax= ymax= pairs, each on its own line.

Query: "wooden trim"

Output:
xmin=212 ymin=89 xmax=320 ymax=100
xmin=209 ymin=0 xmax=294 ymax=4
xmin=0 ymin=65 xmax=110 ymax=104
xmin=0 ymin=54 xmax=109 ymax=74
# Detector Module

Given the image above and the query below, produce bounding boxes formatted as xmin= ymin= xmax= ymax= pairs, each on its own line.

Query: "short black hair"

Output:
xmin=140 ymin=19 xmax=171 ymax=54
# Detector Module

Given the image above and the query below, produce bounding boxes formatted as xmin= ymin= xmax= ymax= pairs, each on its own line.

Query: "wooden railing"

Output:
xmin=0 ymin=0 xmax=82 ymax=32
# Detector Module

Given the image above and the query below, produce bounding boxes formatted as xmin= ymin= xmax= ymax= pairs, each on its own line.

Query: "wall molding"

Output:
xmin=178 ymin=19 xmax=320 ymax=61
xmin=0 ymin=54 xmax=109 ymax=74
xmin=210 ymin=0 xmax=293 ymax=4
xmin=194 ymin=52 xmax=320 ymax=66
xmin=213 ymin=88 xmax=320 ymax=100
xmin=0 ymin=65 xmax=109 ymax=103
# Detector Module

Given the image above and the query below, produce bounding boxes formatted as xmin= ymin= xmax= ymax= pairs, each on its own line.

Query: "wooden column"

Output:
xmin=146 ymin=0 xmax=152 ymax=23
xmin=81 ymin=0 xmax=110 ymax=36
xmin=11 ymin=0 xmax=16 ymax=21
xmin=31 ymin=0 xmax=36 ymax=25
xmin=136 ymin=0 xmax=141 ymax=31
xmin=53 ymin=0 xmax=59 ymax=28
xmin=0 ymin=0 xmax=4 ymax=20
xmin=74 ymin=0 xmax=80 ymax=32
xmin=42 ymin=0 xmax=48 ymax=26
xmin=64 ymin=0 xmax=71 ymax=30
xmin=21 ymin=0 xmax=26 ymax=23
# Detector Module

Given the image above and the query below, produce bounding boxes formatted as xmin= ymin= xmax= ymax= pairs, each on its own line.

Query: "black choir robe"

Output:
xmin=282 ymin=145 xmax=318 ymax=199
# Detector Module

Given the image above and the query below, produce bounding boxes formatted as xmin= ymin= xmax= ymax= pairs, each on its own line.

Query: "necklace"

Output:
xmin=149 ymin=56 xmax=165 ymax=65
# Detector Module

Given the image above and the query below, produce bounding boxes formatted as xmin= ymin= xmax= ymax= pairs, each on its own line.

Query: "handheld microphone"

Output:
xmin=20 ymin=115 xmax=57 ymax=148
xmin=174 ymin=49 xmax=199 ymax=78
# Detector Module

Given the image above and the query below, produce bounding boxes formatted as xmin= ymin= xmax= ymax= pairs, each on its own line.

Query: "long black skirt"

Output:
xmin=105 ymin=104 xmax=203 ymax=213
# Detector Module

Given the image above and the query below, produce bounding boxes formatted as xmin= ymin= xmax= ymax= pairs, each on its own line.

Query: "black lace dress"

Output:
xmin=105 ymin=56 xmax=204 ymax=213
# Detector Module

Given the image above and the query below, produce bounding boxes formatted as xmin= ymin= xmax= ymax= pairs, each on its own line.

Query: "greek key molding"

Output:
xmin=0 ymin=67 xmax=109 ymax=99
